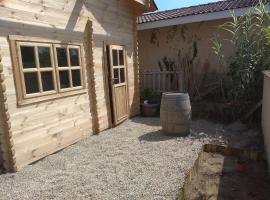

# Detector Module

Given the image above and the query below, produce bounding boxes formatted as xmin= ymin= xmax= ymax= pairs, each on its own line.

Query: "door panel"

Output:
xmin=108 ymin=45 xmax=129 ymax=125
xmin=114 ymin=85 xmax=128 ymax=121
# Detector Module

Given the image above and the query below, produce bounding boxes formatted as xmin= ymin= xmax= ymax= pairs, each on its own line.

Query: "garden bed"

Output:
xmin=179 ymin=145 xmax=270 ymax=200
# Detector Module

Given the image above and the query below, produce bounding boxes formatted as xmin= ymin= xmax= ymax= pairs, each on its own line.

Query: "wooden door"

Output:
xmin=108 ymin=45 xmax=129 ymax=125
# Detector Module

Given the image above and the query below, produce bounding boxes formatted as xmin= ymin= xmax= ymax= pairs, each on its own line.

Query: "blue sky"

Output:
xmin=155 ymin=0 xmax=220 ymax=11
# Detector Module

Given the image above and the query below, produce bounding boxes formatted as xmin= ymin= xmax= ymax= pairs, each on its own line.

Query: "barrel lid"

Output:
xmin=162 ymin=92 xmax=190 ymax=99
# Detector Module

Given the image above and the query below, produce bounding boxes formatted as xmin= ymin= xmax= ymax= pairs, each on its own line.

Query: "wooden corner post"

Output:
xmin=0 ymin=54 xmax=17 ymax=172
xmin=85 ymin=20 xmax=99 ymax=134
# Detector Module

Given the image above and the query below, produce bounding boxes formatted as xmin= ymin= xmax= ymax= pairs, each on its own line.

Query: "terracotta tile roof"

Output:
xmin=137 ymin=0 xmax=269 ymax=24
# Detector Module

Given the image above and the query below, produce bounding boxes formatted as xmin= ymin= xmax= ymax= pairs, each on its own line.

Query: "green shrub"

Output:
xmin=212 ymin=0 xmax=270 ymax=122
xmin=141 ymin=88 xmax=161 ymax=104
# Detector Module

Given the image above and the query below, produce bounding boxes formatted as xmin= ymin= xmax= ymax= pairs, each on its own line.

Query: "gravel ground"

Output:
xmin=0 ymin=117 xmax=263 ymax=200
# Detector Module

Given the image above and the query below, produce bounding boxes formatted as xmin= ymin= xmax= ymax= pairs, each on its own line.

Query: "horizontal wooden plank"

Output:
xmin=0 ymin=0 xmax=141 ymax=170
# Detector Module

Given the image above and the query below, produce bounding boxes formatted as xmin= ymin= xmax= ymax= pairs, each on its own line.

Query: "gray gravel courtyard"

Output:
xmin=0 ymin=117 xmax=263 ymax=200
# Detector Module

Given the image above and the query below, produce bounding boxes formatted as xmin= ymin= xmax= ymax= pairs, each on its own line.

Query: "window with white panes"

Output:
xmin=112 ymin=49 xmax=126 ymax=85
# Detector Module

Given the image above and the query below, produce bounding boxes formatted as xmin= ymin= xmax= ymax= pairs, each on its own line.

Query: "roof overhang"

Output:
xmin=149 ymin=0 xmax=158 ymax=11
xmin=133 ymin=0 xmax=157 ymax=12
xmin=137 ymin=5 xmax=270 ymax=30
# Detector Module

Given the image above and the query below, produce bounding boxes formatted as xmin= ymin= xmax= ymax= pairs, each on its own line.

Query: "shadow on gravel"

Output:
xmin=131 ymin=117 xmax=160 ymax=127
xmin=138 ymin=130 xmax=176 ymax=142
xmin=134 ymin=117 xmax=264 ymax=151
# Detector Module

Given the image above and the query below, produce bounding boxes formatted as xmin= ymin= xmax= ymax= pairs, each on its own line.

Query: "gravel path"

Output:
xmin=0 ymin=117 xmax=262 ymax=200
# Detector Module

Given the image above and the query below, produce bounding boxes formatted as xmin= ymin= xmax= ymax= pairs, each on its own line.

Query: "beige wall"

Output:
xmin=262 ymin=71 xmax=270 ymax=172
xmin=0 ymin=62 xmax=3 ymax=170
xmin=0 ymin=0 xmax=140 ymax=170
xmin=138 ymin=19 xmax=233 ymax=81
xmin=0 ymin=147 xmax=2 ymax=170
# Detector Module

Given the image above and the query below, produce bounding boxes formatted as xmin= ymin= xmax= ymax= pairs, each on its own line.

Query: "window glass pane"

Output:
xmin=59 ymin=70 xmax=70 ymax=89
xmin=112 ymin=49 xmax=118 ymax=66
xmin=21 ymin=46 xmax=36 ymax=68
xmin=38 ymin=47 xmax=51 ymax=68
xmin=69 ymin=48 xmax=80 ymax=66
xmin=120 ymin=68 xmax=125 ymax=83
xmin=24 ymin=72 xmax=39 ymax=94
xmin=119 ymin=50 xmax=124 ymax=65
xmin=113 ymin=68 xmax=119 ymax=84
xmin=56 ymin=48 xmax=68 ymax=67
xmin=41 ymin=72 xmax=54 ymax=91
xmin=72 ymin=70 xmax=82 ymax=87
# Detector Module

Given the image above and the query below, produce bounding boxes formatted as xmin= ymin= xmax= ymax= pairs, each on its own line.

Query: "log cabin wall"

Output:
xmin=0 ymin=0 xmax=141 ymax=171
xmin=0 ymin=53 xmax=16 ymax=171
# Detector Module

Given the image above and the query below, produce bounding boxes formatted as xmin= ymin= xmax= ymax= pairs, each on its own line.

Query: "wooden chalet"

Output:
xmin=0 ymin=0 xmax=157 ymax=172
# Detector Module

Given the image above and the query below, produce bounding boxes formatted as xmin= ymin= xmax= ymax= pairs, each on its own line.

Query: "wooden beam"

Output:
xmin=85 ymin=20 xmax=100 ymax=134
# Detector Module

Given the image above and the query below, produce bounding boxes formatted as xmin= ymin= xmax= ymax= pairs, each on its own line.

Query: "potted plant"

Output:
xmin=141 ymin=88 xmax=161 ymax=117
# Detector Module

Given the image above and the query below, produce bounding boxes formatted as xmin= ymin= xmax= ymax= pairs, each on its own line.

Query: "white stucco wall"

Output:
xmin=262 ymin=71 xmax=270 ymax=172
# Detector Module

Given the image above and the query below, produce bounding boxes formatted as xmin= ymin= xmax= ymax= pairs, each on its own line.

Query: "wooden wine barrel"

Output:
xmin=160 ymin=93 xmax=191 ymax=136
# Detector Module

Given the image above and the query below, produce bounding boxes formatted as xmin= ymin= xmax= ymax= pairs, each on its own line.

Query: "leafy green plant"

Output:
xmin=212 ymin=0 xmax=270 ymax=122
xmin=141 ymin=88 xmax=161 ymax=104
xmin=212 ymin=37 xmax=225 ymax=68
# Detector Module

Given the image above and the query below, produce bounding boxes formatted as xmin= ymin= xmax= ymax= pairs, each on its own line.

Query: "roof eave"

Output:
xmin=133 ymin=0 xmax=157 ymax=12
xmin=137 ymin=6 xmax=258 ymax=30
xmin=150 ymin=0 xmax=158 ymax=11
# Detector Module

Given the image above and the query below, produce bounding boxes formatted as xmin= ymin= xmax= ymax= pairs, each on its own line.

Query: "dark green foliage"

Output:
xmin=212 ymin=1 xmax=270 ymax=122
xmin=141 ymin=88 xmax=161 ymax=104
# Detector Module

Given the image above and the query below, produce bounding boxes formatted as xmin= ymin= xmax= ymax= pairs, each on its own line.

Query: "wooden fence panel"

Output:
xmin=140 ymin=69 xmax=183 ymax=93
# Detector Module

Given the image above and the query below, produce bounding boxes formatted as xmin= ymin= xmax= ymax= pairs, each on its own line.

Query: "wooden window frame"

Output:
xmin=54 ymin=44 xmax=84 ymax=92
xmin=111 ymin=46 xmax=127 ymax=87
xmin=17 ymin=42 xmax=57 ymax=98
xmin=9 ymin=35 xmax=86 ymax=106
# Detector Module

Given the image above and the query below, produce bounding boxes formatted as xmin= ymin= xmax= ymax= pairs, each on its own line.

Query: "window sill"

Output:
xmin=17 ymin=89 xmax=88 ymax=106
